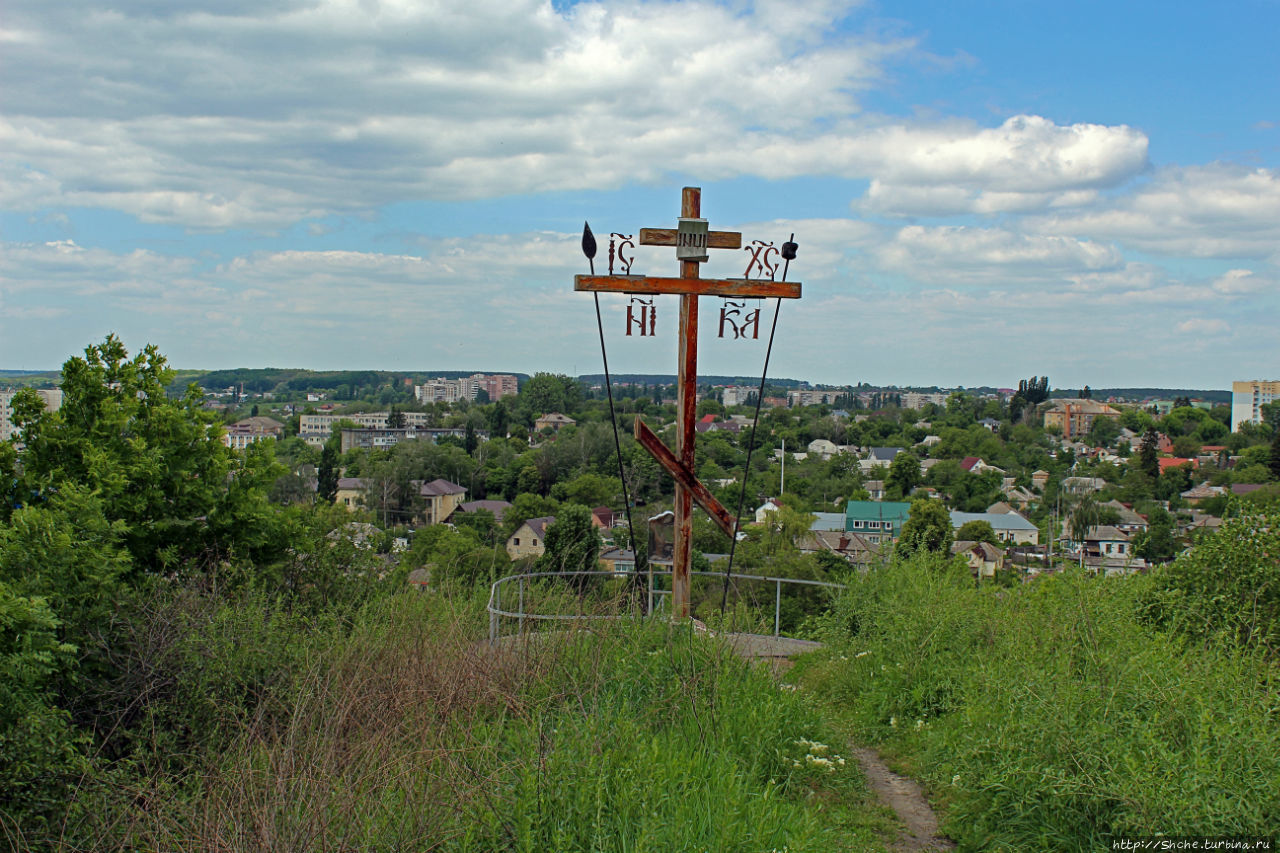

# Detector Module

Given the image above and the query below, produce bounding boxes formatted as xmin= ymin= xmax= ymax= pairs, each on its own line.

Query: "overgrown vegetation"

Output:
xmin=20 ymin=595 xmax=881 ymax=852
xmin=798 ymin=520 xmax=1280 ymax=850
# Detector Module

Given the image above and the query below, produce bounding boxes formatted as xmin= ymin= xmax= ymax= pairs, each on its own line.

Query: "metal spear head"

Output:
xmin=581 ymin=221 xmax=597 ymax=261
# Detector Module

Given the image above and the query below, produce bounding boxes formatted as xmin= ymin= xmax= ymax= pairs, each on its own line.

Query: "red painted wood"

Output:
xmin=574 ymin=275 xmax=800 ymax=299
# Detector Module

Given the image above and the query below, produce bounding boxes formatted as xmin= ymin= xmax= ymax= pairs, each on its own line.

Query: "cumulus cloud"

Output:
xmin=1031 ymin=164 xmax=1280 ymax=261
xmin=850 ymin=115 xmax=1145 ymax=215
xmin=0 ymin=0 xmax=913 ymax=227
xmin=873 ymin=225 xmax=1123 ymax=284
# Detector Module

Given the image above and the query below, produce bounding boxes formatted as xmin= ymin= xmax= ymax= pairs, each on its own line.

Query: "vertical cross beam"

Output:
xmin=673 ymin=187 xmax=700 ymax=619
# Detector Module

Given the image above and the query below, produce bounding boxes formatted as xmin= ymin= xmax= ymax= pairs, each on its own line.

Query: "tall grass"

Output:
xmin=800 ymin=558 xmax=1280 ymax=850
xmin=73 ymin=592 xmax=876 ymax=852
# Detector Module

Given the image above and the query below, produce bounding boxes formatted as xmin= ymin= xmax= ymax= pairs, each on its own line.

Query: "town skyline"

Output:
xmin=2 ymin=1 xmax=1277 ymax=387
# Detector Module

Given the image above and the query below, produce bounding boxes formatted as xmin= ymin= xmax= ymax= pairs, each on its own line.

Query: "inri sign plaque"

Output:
xmin=676 ymin=217 xmax=709 ymax=262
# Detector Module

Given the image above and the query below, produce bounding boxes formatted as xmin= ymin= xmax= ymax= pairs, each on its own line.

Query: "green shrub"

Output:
xmin=803 ymin=558 xmax=1280 ymax=850
xmin=1142 ymin=506 xmax=1280 ymax=651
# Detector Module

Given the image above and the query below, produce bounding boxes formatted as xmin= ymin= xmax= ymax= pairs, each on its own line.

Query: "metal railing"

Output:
xmin=487 ymin=568 xmax=845 ymax=644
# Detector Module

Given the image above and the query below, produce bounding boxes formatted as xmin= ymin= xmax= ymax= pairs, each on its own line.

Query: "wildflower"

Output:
xmin=889 ymin=716 xmax=897 ymax=728
xmin=952 ymin=774 xmax=961 ymax=785
xmin=855 ymin=650 xmax=869 ymax=659
xmin=915 ymin=719 xmax=924 ymax=730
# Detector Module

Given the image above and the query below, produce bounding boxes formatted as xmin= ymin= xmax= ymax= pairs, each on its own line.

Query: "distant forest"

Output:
xmin=1058 ymin=388 xmax=1232 ymax=404
xmin=195 ymin=368 xmax=531 ymax=394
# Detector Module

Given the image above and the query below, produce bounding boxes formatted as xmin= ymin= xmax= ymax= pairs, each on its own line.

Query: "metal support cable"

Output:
xmin=593 ymin=292 xmax=642 ymax=584
xmin=720 ymin=295 xmax=782 ymax=617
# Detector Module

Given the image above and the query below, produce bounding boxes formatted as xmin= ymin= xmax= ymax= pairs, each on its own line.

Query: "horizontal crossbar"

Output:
xmin=639 ymin=228 xmax=742 ymax=249
xmin=575 ymin=275 xmax=800 ymax=299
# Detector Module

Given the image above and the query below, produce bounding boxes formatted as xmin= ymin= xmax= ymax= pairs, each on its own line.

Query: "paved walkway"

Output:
xmin=718 ymin=632 xmax=823 ymax=659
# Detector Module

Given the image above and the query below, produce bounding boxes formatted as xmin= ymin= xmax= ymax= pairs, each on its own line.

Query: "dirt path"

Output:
xmin=853 ymin=747 xmax=954 ymax=852
xmin=729 ymin=637 xmax=954 ymax=850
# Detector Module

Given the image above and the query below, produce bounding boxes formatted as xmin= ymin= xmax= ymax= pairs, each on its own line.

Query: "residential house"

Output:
xmin=598 ymin=547 xmax=636 ymax=575
xmin=222 ymin=415 xmax=284 ymax=450
xmin=507 ymin=516 xmax=555 ymax=560
xmin=755 ymin=498 xmax=782 ymax=523
xmin=807 ymin=438 xmax=842 ymax=460
xmin=809 ymin=512 xmax=846 ymax=532
xmin=418 ymin=479 xmax=467 ymax=525
xmin=1062 ymin=476 xmax=1106 ymax=494
xmin=335 ymin=477 xmax=370 ymax=510
xmin=1157 ymin=457 xmax=1198 ymax=474
xmin=451 ymin=499 xmax=512 ymax=525
xmin=979 ymin=418 xmax=1001 ymax=432
xmin=1031 ymin=470 xmax=1050 ymax=491
xmin=590 ymin=506 xmax=621 ymax=531
xmin=1100 ymin=500 xmax=1148 ymax=533
xmin=534 ymin=413 xmax=576 ymax=432
xmin=1180 ymin=482 xmax=1225 ymax=505
xmin=951 ymin=540 xmax=1005 ymax=579
xmin=798 ymin=530 xmax=885 ymax=566
xmin=949 ymin=510 xmax=1040 ymax=545
xmin=960 ymin=457 xmax=1005 ymax=476
xmin=1002 ymin=484 xmax=1038 ymax=508
xmin=863 ymin=479 xmax=886 ymax=501
xmin=1078 ymin=525 xmax=1133 ymax=561
xmin=868 ymin=447 xmax=903 ymax=465
xmin=844 ymin=500 xmax=912 ymax=544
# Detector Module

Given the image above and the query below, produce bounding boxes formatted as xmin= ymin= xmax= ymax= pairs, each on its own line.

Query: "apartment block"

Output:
xmin=1231 ymin=380 xmax=1280 ymax=431
xmin=0 ymin=388 xmax=63 ymax=442
xmin=414 ymin=373 xmax=518 ymax=404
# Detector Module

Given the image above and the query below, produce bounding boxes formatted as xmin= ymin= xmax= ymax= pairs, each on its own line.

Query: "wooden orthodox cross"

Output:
xmin=575 ymin=187 xmax=801 ymax=619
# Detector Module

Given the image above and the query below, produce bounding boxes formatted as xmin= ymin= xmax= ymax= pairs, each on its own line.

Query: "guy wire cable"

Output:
xmin=720 ymin=233 xmax=796 ymax=619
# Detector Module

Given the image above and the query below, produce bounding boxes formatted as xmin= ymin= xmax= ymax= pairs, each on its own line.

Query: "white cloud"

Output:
xmin=873 ymin=225 xmax=1123 ymax=284
xmin=0 ymin=0 xmax=911 ymax=228
xmin=848 ymin=115 xmax=1145 ymax=215
xmin=1175 ymin=318 xmax=1229 ymax=334
xmin=1031 ymin=164 xmax=1280 ymax=261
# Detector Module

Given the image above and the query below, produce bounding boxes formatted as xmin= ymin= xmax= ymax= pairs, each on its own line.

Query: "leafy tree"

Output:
xmin=550 ymin=472 xmax=622 ymax=508
xmin=518 ymin=373 xmax=582 ymax=420
xmin=11 ymin=336 xmax=245 ymax=572
xmin=1066 ymin=489 xmax=1100 ymax=563
xmin=317 ymin=443 xmax=340 ymax=504
xmin=1138 ymin=428 xmax=1161 ymax=481
xmin=1144 ymin=506 xmax=1280 ymax=649
xmin=896 ymin=499 xmax=954 ymax=559
xmin=0 ymin=581 xmax=87 ymax=828
xmin=453 ymin=508 xmax=498 ymax=546
xmin=885 ymin=450 xmax=922 ymax=500
xmin=1088 ymin=415 xmax=1121 ymax=447
xmin=387 ymin=405 xmax=407 ymax=429
xmin=1080 ymin=385 xmax=1092 ymax=400
xmin=955 ymin=520 xmax=999 ymax=545
xmin=1133 ymin=506 xmax=1177 ymax=564
xmin=503 ymin=493 xmax=560 ymax=539
xmin=536 ymin=504 xmax=601 ymax=591
xmin=1270 ymin=428 xmax=1280 ymax=481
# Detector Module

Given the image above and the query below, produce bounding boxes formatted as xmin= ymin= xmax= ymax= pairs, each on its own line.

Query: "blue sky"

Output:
xmin=2 ymin=0 xmax=1277 ymax=389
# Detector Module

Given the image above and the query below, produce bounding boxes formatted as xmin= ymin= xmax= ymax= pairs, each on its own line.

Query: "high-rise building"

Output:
xmin=1231 ymin=380 xmax=1280 ymax=431
xmin=414 ymin=374 xmax=518 ymax=404
xmin=0 ymin=388 xmax=62 ymax=442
